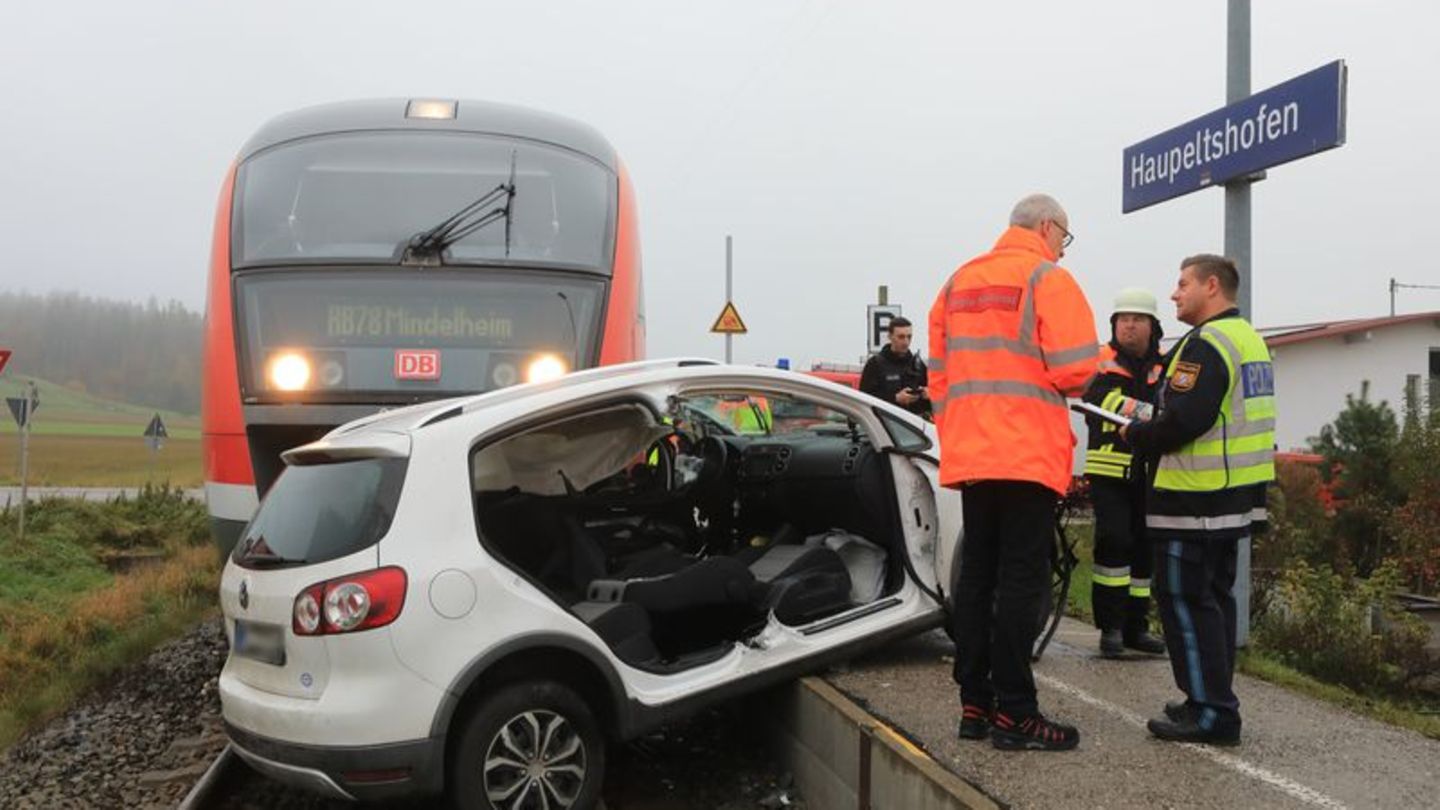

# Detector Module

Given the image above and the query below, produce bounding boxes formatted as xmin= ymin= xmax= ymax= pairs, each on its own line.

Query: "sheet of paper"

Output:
xmin=1071 ymin=400 xmax=1132 ymax=428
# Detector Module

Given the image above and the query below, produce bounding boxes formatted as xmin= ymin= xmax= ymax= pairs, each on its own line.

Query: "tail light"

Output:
xmin=293 ymin=567 xmax=407 ymax=636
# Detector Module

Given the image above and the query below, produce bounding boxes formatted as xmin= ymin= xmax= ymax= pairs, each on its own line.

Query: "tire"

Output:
xmin=449 ymin=680 xmax=606 ymax=810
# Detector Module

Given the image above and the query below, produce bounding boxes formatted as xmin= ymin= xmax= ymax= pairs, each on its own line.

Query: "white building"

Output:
xmin=1263 ymin=312 xmax=1440 ymax=451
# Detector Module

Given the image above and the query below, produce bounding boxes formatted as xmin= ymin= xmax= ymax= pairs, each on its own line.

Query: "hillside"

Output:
xmin=0 ymin=291 xmax=201 ymax=414
xmin=0 ymin=377 xmax=198 ymax=439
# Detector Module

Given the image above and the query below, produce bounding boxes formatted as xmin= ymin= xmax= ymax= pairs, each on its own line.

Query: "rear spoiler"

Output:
xmin=281 ymin=430 xmax=411 ymax=466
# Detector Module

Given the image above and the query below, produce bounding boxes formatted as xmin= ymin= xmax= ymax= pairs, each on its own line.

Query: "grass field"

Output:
xmin=0 ymin=376 xmax=202 ymax=487
xmin=0 ymin=488 xmax=218 ymax=751
xmin=0 ymin=434 xmax=203 ymax=487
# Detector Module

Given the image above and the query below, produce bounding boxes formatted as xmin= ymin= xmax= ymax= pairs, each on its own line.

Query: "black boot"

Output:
xmin=1099 ymin=628 xmax=1125 ymax=658
xmin=1163 ymin=700 xmax=1193 ymax=722
xmin=1124 ymin=629 xmax=1167 ymax=655
xmin=1147 ymin=714 xmax=1241 ymax=746
xmin=1124 ymin=597 xmax=1166 ymax=655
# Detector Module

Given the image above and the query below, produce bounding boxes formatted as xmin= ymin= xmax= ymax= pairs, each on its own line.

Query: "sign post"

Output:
xmin=7 ymin=381 xmax=38 ymax=542
xmin=144 ymin=413 xmax=169 ymax=482
xmin=1123 ymin=19 xmax=1347 ymax=646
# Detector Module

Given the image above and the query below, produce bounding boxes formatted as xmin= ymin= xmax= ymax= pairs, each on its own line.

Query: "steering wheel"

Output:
xmin=695 ymin=435 xmax=729 ymax=490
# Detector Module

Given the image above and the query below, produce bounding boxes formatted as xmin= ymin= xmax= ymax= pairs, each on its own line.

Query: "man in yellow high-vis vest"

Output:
xmin=1121 ymin=254 xmax=1275 ymax=747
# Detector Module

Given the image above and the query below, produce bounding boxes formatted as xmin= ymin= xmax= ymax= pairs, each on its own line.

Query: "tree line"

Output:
xmin=0 ymin=291 xmax=202 ymax=413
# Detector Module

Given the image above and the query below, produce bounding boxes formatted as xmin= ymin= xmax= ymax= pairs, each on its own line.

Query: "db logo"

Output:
xmin=395 ymin=349 xmax=441 ymax=380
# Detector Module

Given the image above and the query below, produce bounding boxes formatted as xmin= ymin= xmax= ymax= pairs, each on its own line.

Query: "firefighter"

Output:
xmin=1122 ymin=254 xmax=1275 ymax=746
xmin=859 ymin=316 xmax=932 ymax=418
xmin=1081 ymin=288 xmax=1168 ymax=658
xmin=928 ymin=193 xmax=1099 ymax=751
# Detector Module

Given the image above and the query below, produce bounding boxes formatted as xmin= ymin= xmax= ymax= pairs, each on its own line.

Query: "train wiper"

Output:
xmin=402 ymin=150 xmax=517 ymax=266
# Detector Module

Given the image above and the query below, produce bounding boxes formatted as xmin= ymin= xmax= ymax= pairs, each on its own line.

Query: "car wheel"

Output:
xmin=450 ymin=680 xmax=605 ymax=810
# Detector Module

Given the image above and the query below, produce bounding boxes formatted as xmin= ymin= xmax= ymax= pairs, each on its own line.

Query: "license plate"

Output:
xmin=233 ymin=619 xmax=287 ymax=666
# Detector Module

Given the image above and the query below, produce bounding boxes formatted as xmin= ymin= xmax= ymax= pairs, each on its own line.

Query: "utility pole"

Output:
xmin=725 ymin=235 xmax=733 ymax=364
xmin=1390 ymin=278 xmax=1440 ymax=316
xmin=1226 ymin=0 xmax=1254 ymax=321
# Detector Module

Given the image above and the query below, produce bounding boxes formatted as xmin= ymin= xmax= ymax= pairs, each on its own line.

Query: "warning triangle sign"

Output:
xmin=144 ymin=413 xmax=168 ymax=439
xmin=709 ymin=301 xmax=748 ymax=334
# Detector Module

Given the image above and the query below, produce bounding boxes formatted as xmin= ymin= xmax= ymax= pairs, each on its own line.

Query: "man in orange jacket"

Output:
xmin=929 ymin=193 xmax=1099 ymax=751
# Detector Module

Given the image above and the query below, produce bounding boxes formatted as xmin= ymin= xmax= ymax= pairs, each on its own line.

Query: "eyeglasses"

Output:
xmin=1050 ymin=220 xmax=1074 ymax=249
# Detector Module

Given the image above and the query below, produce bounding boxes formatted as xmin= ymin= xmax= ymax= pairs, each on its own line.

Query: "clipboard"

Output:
xmin=1071 ymin=400 xmax=1132 ymax=428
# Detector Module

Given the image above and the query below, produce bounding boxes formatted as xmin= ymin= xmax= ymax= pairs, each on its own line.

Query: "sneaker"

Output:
xmin=1124 ymin=629 xmax=1167 ymax=655
xmin=990 ymin=712 xmax=1080 ymax=751
xmin=1147 ymin=714 xmax=1241 ymax=746
xmin=1099 ymin=629 xmax=1125 ymax=658
xmin=958 ymin=703 xmax=992 ymax=739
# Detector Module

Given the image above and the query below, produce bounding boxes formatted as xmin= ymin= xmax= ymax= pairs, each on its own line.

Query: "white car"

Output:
xmin=218 ymin=358 xmax=963 ymax=808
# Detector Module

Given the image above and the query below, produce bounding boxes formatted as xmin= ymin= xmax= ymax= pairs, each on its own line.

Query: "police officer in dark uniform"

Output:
xmin=1122 ymin=254 xmax=1275 ymax=746
xmin=1081 ymin=288 xmax=1168 ymax=658
xmin=859 ymin=316 xmax=932 ymax=418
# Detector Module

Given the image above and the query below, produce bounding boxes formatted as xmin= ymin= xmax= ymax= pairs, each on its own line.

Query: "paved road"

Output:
xmin=828 ymin=617 xmax=1439 ymax=810
xmin=0 ymin=486 xmax=203 ymax=504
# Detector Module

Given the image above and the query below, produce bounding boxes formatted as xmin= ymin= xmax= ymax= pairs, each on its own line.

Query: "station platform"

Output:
xmin=768 ymin=616 xmax=1439 ymax=809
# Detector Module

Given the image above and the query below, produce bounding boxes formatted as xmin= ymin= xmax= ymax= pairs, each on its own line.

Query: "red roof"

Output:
xmin=1262 ymin=311 xmax=1440 ymax=348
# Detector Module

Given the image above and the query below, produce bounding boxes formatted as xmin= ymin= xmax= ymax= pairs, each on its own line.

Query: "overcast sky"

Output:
xmin=3 ymin=1 xmax=1437 ymax=369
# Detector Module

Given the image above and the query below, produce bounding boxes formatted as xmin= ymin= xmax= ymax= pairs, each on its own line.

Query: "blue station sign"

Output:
xmin=1122 ymin=60 xmax=1347 ymax=213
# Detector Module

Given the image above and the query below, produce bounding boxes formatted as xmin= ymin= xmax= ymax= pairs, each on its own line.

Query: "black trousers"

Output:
xmin=951 ymin=480 xmax=1055 ymax=717
xmin=1090 ymin=476 xmax=1153 ymax=633
xmin=1152 ymin=535 xmax=1241 ymax=727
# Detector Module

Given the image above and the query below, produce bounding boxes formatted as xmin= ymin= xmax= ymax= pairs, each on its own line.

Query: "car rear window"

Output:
xmin=233 ymin=458 xmax=408 ymax=568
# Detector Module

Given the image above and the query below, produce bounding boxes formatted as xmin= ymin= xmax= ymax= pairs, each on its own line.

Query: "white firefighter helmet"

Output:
xmin=1113 ymin=287 xmax=1159 ymax=319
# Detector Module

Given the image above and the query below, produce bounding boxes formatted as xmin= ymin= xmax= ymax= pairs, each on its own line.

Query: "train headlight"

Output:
xmin=525 ymin=353 xmax=568 ymax=384
xmin=268 ymin=352 xmax=312 ymax=391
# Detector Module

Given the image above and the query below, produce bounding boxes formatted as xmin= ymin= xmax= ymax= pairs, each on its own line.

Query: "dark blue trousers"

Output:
xmin=1153 ymin=535 xmax=1240 ymax=728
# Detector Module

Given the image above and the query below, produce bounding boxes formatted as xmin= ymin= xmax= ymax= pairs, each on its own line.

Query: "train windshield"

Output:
xmin=234 ymin=132 xmax=615 ymax=270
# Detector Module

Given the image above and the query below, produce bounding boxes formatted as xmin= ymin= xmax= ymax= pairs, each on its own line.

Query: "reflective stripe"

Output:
xmin=1159 ymin=448 xmax=1275 ymax=473
xmin=947 ymin=335 xmax=1041 ymax=358
xmin=1129 ymin=578 xmax=1152 ymax=598
xmin=945 ymin=380 xmax=1066 ymax=407
xmin=1250 ymin=506 xmax=1268 ymax=522
xmin=1194 ymin=415 xmax=1277 ymax=443
xmin=1015 ymin=261 xmax=1056 ymax=347
xmin=1168 ymin=540 xmax=1208 ymax=704
xmin=1085 ymin=462 xmax=1128 ymax=479
xmin=1045 ymin=341 xmax=1099 ymax=367
xmin=929 ymin=355 xmax=945 ymax=371
xmin=1093 ymin=564 xmax=1130 ymax=588
xmin=1146 ymin=512 xmax=1254 ymax=531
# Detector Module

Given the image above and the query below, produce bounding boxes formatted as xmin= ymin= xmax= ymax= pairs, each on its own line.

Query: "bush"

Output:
xmin=1391 ymin=393 xmax=1440 ymax=594
xmin=1256 ymin=561 xmax=1436 ymax=693
xmin=1310 ymin=382 xmax=1404 ymax=577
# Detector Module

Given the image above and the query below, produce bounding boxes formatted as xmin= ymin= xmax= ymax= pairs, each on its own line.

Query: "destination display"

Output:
xmin=234 ymin=271 xmax=602 ymax=396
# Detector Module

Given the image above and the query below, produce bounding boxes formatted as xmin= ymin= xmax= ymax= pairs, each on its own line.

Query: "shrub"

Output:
xmin=1256 ymin=560 xmax=1436 ymax=693
xmin=1310 ymin=382 xmax=1405 ymax=577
